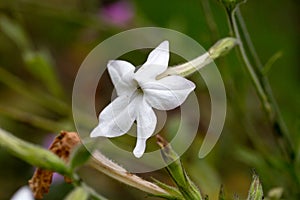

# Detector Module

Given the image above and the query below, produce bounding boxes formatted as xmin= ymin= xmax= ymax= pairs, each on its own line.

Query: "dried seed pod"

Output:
xmin=28 ymin=131 xmax=80 ymax=199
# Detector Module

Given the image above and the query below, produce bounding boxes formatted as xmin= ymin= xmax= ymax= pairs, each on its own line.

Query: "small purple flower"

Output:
xmin=100 ymin=0 xmax=134 ymax=26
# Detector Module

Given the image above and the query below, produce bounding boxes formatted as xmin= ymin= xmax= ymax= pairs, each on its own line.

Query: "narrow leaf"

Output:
xmin=0 ymin=16 xmax=31 ymax=50
xmin=153 ymin=178 xmax=184 ymax=200
xmin=262 ymin=51 xmax=283 ymax=75
xmin=23 ymin=50 xmax=64 ymax=98
xmin=0 ymin=17 xmax=64 ymax=98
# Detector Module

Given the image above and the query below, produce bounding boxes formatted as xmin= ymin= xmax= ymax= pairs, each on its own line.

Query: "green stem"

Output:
xmin=230 ymin=11 xmax=272 ymax=119
xmin=0 ymin=128 xmax=106 ymax=199
xmin=235 ymin=9 xmax=262 ymax=73
xmin=229 ymin=7 xmax=295 ymax=161
xmin=0 ymin=127 xmax=71 ymax=175
xmin=235 ymin=9 xmax=293 ymax=157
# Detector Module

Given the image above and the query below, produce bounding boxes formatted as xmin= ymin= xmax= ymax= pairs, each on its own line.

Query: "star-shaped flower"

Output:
xmin=90 ymin=41 xmax=195 ymax=158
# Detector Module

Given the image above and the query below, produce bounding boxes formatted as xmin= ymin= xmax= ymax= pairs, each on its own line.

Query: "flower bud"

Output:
xmin=247 ymin=173 xmax=264 ymax=200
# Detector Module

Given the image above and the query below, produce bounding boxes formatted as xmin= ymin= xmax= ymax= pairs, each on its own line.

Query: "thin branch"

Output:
xmin=236 ymin=9 xmax=262 ymax=72
xmin=229 ymin=7 xmax=295 ymax=162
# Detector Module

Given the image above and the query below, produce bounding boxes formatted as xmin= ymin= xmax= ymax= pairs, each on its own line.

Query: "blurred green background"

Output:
xmin=0 ymin=0 xmax=299 ymax=199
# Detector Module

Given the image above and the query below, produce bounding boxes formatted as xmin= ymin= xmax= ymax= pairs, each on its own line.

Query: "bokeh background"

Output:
xmin=0 ymin=0 xmax=299 ymax=199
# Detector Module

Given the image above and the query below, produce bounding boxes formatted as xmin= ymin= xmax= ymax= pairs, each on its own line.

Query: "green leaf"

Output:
xmin=0 ymin=17 xmax=64 ymax=98
xmin=64 ymin=187 xmax=89 ymax=200
xmin=23 ymin=50 xmax=64 ymax=98
xmin=262 ymin=51 xmax=283 ymax=75
xmin=153 ymin=178 xmax=184 ymax=200
xmin=0 ymin=16 xmax=31 ymax=51
xmin=69 ymin=144 xmax=91 ymax=170
xmin=235 ymin=147 xmax=269 ymax=171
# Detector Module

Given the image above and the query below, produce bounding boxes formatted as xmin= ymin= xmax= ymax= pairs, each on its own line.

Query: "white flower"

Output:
xmin=11 ymin=186 xmax=34 ymax=200
xmin=90 ymin=41 xmax=195 ymax=158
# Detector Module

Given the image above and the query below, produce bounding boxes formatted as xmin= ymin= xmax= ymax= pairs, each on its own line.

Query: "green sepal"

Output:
xmin=247 ymin=173 xmax=264 ymax=200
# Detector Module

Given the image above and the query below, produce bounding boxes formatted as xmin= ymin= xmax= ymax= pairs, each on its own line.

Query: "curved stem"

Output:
xmin=230 ymin=7 xmax=295 ymax=162
xmin=231 ymin=10 xmax=273 ymax=120
xmin=236 ymin=9 xmax=262 ymax=72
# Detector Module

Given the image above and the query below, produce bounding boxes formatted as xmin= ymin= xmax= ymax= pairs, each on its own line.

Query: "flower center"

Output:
xmin=129 ymin=83 xmax=144 ymax=102
xmin=136 ymin=86 xmax=143 ymax=94
xmin=133 ymin=79 xmax=143 ymax=94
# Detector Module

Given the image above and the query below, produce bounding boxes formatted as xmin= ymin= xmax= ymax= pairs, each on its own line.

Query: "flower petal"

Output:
xmin=142 ymin=75 xmax=195 ymax=110
xmin=90 ymin=95 xmax=136 ymax=138
xmin=108 ymin=60 xmax=137 ymax=96
xmin=133 ymin=96 xmax=157 ymax=158
xmin=11 ymin=186 xmax=34 ymax=200
xmin=135 ymin=41 xmax=169 ymax=82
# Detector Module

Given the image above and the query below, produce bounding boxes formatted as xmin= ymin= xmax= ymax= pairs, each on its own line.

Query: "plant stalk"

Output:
xmin=229 ymin=7 xmax=295 ymax=162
